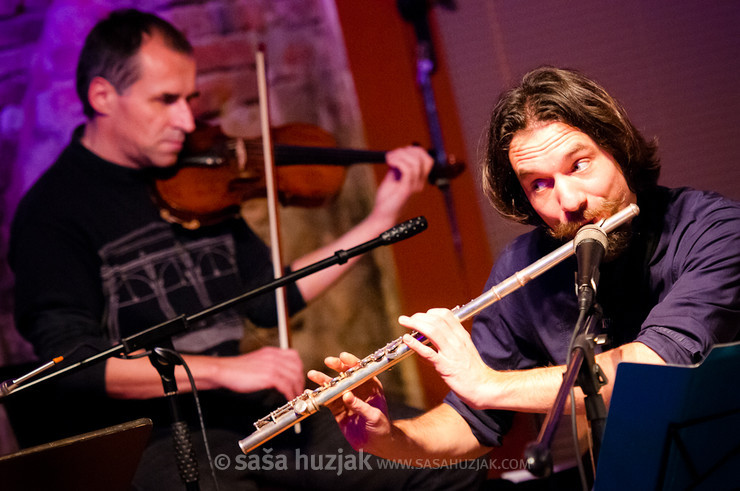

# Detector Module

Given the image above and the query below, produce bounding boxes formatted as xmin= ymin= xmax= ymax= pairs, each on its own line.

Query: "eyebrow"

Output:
xmin=565 ymin=143 xmax=589 ymax=159
xmin=160 ymin=91 xmax=200 ymax=101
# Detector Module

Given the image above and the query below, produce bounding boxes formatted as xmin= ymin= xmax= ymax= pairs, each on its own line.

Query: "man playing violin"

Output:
xmin=309 ymin=67 xmax=740 ymax=485
xmin=9 ymin=8 xmax=485 ymax=490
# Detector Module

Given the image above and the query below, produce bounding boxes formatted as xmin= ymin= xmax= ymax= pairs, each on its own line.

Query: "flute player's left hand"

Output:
xmin=307 ymin=352 xmax=393 ymax=451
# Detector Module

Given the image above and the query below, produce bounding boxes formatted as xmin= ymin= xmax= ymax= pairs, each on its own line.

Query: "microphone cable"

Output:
xmin=124 ymin=348 xmax=221 ymax=491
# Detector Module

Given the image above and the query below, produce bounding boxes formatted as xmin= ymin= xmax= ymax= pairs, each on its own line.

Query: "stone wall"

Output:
xmin=0 ymin=0 xmax=411 ymax=454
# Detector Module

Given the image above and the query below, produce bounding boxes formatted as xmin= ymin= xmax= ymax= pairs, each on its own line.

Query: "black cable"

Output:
xmin=119 ymin=348 xmax=220 ymax=491
xmin=155 ymin=347 xmax=221 ymax=491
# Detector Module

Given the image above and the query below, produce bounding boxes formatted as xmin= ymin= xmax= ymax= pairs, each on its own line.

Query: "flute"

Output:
xmin=238 ymin=204 xmax=640 ymax=453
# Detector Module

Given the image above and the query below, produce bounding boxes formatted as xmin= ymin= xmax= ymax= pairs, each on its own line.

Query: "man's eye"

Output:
xmin=161 ymin=95 xmax=179 ymax=105
xmin=531 ymin=179 xmax=550 ymax=192
xmin=574 ymin=159 xmax=590 ymax=172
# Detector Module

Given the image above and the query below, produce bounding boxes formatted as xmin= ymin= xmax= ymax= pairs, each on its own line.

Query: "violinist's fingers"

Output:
xmin=385 ymin=146 xmax=433 ymax=187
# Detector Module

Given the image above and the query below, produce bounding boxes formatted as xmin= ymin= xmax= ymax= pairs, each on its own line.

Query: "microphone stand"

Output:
xmin=1 ymin=216 xmax=427 ymax=399
xmin=524 ymin=301 xmax=609 ymax=479
xmin=1 ymin=216 xmax=427 ymax=489
xmin=397 ymin=0 xmax=468 ymax=293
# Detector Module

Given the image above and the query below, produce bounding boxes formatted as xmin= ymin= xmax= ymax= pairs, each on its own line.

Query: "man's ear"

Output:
xmin=87 ymin=76 xmax=118 ymax=116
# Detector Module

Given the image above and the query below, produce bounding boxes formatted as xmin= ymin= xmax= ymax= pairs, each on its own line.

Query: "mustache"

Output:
xmin=549 ymin=199 xmax=625 ymax=241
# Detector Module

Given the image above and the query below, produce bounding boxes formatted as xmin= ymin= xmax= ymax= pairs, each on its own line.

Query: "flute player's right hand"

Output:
xmin=307 ymin=352 xmax=393 ymax=451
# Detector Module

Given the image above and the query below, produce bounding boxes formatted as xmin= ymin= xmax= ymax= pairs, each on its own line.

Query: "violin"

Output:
xmin=152 ymin=122 xmax=465 ymax=229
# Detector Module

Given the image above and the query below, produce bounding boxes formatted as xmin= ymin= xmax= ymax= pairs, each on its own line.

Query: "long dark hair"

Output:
xmin=482 ymin=66 xmax=660 ymax=225
xmin=76 ymin=9 xmax=193 ymax=119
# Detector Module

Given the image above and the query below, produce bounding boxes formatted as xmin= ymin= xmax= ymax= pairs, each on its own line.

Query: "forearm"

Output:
xmin=293 ymin=146 xmax=432 ymax=301
xmin=475 ymin=341 xmax=665 ymax=413
xmin=293 ymin=212 xmax=398 ymax=302
xmin=373 ymin=404 xmax=490 ymax=463
xmin=105 ymin=354 xmax=219 ymax=399
xmin=106 ymin=346 xmax=304 ymax=400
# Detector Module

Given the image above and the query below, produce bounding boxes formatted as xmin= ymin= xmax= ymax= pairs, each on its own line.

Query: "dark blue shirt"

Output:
xmin=444 ymin=187 xmax=740 ymax=447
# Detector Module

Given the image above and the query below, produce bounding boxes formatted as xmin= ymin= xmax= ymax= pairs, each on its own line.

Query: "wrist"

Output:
xmin=362 ymin=210 xmax=399 ymax=234
xmin=186 ymin=354 xmax=222 ymax=391
xmin=465 ymin=368 xmax=503 ymax=410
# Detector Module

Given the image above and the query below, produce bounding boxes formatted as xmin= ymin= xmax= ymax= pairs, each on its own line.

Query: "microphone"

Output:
xmin=573 ymin=224 xmax=608 ymax=311
xmin=379 ymin=216 xmax=428 ymax=245
xmin=334 ymin=216 xmax=428 ymax=264
xmin=0 ymin=356 xmax=63 ymax=397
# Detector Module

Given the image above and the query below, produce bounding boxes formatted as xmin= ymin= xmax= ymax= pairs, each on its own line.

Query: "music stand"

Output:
xmin=0 ymin=418 xmax=152 ymax=491
xmin=594 ymin=342 xmax=740 ymax=490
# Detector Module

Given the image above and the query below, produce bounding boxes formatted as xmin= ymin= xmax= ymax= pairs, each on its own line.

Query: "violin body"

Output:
xmin=152 ymin=122 xmax=465 ymax=229
xmin=153 ymin=123 xmax=347 ymax=229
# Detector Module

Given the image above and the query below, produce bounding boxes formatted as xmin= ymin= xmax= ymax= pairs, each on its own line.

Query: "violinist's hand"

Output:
xmin=369 ymin=146 xmax=433 ymax=224
xmin=106 ymin=346 xmax=304 ymax=401
xmin=400 ymin=308 xmax=494 ymax=410
xmin=213 ymin=346 xmax=305 ymax=401
xmin=291 ymin=146 xmax=431 ymax=302
xmin=307 ymin=352 xmax=393 ymax=451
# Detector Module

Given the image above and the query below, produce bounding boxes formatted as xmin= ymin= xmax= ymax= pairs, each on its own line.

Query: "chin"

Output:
xmin=153 ymin=157 xmax=179 ymax=168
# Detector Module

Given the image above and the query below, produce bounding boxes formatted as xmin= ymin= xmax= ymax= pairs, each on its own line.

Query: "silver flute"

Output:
xmin=238 ymin=204 xmax=640 ymax=453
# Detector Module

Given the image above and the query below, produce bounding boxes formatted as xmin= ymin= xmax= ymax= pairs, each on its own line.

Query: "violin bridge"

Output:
xmin=235 ymin=138 xmax=248 ymax=174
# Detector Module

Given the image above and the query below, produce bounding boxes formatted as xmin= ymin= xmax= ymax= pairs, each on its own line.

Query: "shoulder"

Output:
xmin=639 ymin=187 xmax=740 ymax=290
xmin=663 ymin=187 xmax=739 ymax=249
xmin=662 ymin=186 xmax=740 ymax=225
xmin=639 ymin=187 xmax=738 ymax=259
xmin=13 ymin=143 xmax=81 ymax=219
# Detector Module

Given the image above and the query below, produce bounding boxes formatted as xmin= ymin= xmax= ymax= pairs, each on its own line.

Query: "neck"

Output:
xmin=79 ymin=119 xmax=134 ymax=168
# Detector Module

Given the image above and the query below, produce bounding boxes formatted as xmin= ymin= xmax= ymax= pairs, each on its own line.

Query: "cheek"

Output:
xmin=527 ymin=196 xmax=560 ymax=226
xmin=119 ymin=109 xmax=153 ymax=138
xmin=603 ymin=170 xmax=631 ymax=200
xmin=594 ymin=156 xmax=629 ymax=194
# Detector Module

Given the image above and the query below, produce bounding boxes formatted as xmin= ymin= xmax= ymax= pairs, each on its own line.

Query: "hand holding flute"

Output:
xmin=239 ymin=205 xmax=641 ymax=456
xmin=306 ymin=308 xmax=492 ymax=457
xmin=307 ymin=352 xmax=392 ymax=452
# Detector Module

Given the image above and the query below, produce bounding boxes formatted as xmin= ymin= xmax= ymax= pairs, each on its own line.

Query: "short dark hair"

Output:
xmin=482 ymin=66 xmax=660 ymax=226
xmin=76 ymin=9 xmax=193 ymax=118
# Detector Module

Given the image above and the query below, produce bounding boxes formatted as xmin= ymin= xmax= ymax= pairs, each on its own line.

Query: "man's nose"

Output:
xmin=173 ymin=100 xmax=196 ymax=133
xmin=554 ymin=177 xmax=587 ymax=215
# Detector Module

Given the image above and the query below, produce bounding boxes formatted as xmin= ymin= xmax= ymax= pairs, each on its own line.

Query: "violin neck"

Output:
xmin=274 ymin=145 xmax=387 ymax=166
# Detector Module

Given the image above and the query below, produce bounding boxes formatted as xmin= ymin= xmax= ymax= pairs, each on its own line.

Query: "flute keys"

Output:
xmin=293 ymin=395 xmax=319 ymax=415
xmin=293 ymin=399 xmax=309 ymax=414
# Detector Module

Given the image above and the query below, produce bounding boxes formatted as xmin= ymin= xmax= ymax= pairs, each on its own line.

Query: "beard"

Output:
xmin=547 ymin=198 xmax=633 ymax=261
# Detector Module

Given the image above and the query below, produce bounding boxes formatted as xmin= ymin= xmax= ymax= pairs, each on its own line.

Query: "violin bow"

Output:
xmin=255 ymin=45 xmax=291 ymax=351
xmin=256 ymin=47 xmax=302 ymax=433
xmin=397 ymin=0 xmax=468 ymax=289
